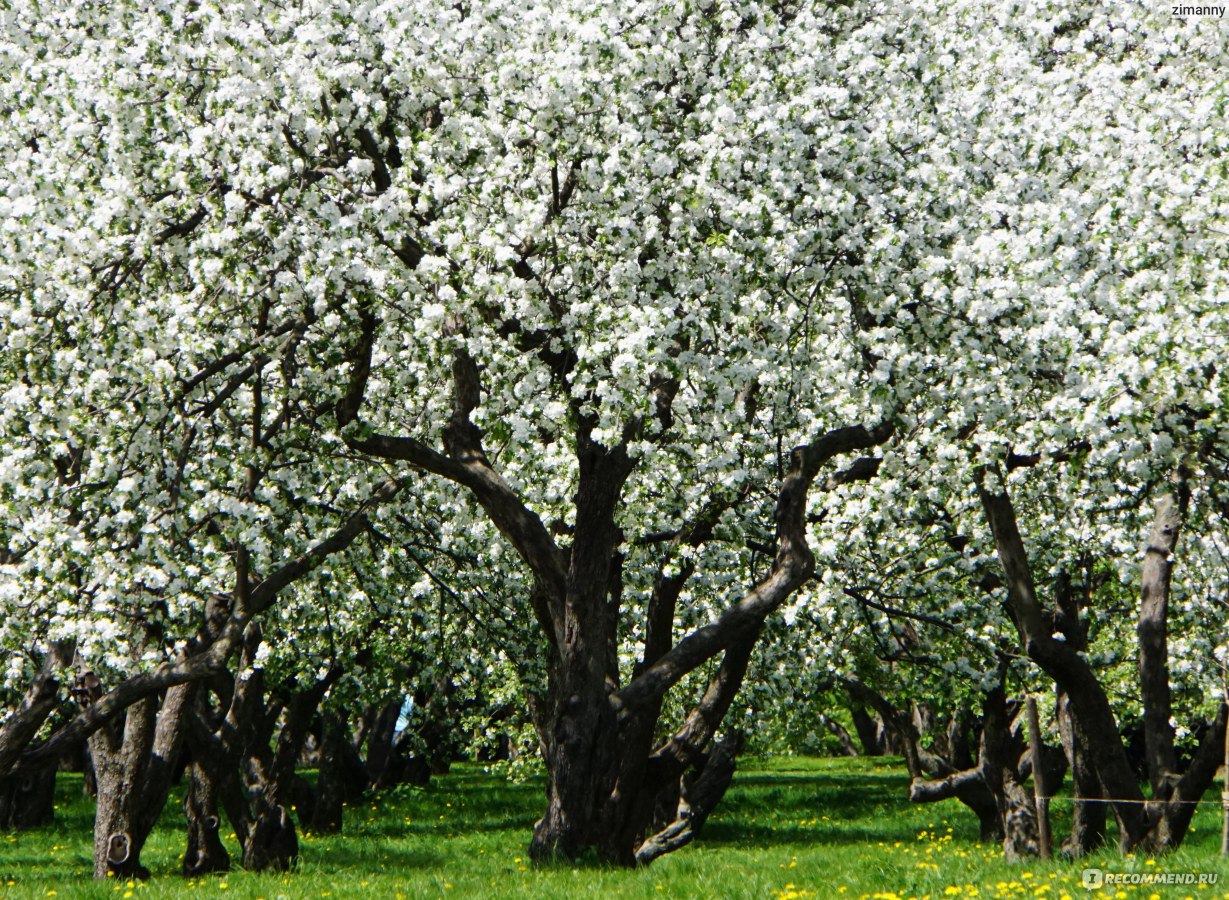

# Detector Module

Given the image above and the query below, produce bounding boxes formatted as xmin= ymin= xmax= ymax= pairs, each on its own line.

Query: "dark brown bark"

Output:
xmin=308 ymin=714 xmax=351 ymax=834
xmin=528 ymin=422 xmax=879 ymax=864
xmin=977 ymin=471 xmax=1222 ymax=853
xmin=1057 ymin=690 xmax=1106 ymax=856
xmin=182 ymin=761 xmax=230 ymax=876
xmin=977 ymin=474 xmax=1150 ymax=847
xmin=861 ymin=661 xmax=1065 ymax=854
xmin=1053 ymin=570 xmax=1106 ymax=856
xmin=529 ymin=432 xmax=635 ymax=862
xmin=981 ymin=686 xmax=1040 ymax=861
xmin=183 ymin=624 xmax=345 ymax=873
xmin=0 ymin=761 xmax=57 ymax=829
xmin=635 ymin=731 xmax=744 ymax=865
xmin=910 ymin=767 xmax=1003 ymax=842
xmin=1138 ymin=705 xmax=1228 ymax=852
xmin=236 ymin=668 xmax=337 ymax=870
xmin=364 ymin=698 xmax=403 ymax=788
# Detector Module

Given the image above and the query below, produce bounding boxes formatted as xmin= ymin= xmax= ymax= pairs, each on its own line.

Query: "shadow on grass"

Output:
xmin=3 ymin=758 xmax=1017 ymax=879
xmin=298 ymin=840 xmax=443 ymax=872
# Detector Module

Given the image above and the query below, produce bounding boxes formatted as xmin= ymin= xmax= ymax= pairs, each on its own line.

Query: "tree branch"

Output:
xmin=617 ymin=422 xmax=893 ymax=716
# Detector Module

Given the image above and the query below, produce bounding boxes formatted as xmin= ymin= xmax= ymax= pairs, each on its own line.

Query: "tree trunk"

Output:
xmin=240 ymin=795 xmax=299 ymax=872
xmin=183 ymin=619 xmax=349 ymax=873
xmin=1136 ymin=705 xmax=1228 ymax=853
xmin=0 ymin=762 xmax=57 ymax=829
xmin=88 ymin=685 xmax=193 ymax=879
xmin=635 ymin=731 xmax=744 ymax=865
xmin=0 ymin=642 xmax=76 ymax=780
xmin=910 ymin=766 xmax=1004 ymax=842
xmin=1137 ymin=489 xmax=1186 ymax=798
xmin=978 ymin=476 xmax=1151 ymax=847
xmin=346 ymin=331 xmax=895 ymax=865
xmin=1057 ymin=688 xmax=1105 ymax=856
xmin=182 ymin=761 xmax=230 ymax=876
xmin=1051 ymin=571 xmax=1107 ymax=857
xmin=981 ymin=687 xmax=1040 ymax=861
xmin=978 ymin=474 xmax=1225 ymax=853
xmin=309 ymin=714 xmax=349 ymax=834
xmin=364 ymin=698 xmax=403 ymax=789
xmin=849 ymin=704 xmax=887 ymax=756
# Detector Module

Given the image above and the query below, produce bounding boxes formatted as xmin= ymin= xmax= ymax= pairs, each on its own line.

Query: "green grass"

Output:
xmin=2 ymin=757 xmax=1228 ymax=898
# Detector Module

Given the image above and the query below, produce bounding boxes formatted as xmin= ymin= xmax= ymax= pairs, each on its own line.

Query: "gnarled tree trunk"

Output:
xmin=88 ymin=684 xmax=193 ymax=878
xmin=978 ymin=470 xmax=1226 ymax=854
xmin=338 ymin=290 xmax=897 ymax=865
xmin=186 ymin=625 xmax=345 ymax=873
xmin=980 ymin=687 xmax=1040 ymax=861
xmin=182 ymin=760 xmax=230 ymax=876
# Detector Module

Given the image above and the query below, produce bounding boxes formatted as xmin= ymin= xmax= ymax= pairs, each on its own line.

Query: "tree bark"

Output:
xmin=635 ymin=731 xmax=744 ymax=865
xmin=364 ymin=698 xmax=403 ymax=789
xmin=1056 ymin=690 xmax=1106 ymax=856
xmin=1053 ymin=570 xmax=1106 ymax=856
xmin=977 ymin=471 xmax=1223 ymax=853
xmin=980 ymin=686 xmax=1040 ymax=861
xmin=910 ymin=767 xmax=1003 ymax=842
xmin=182 ymin=761 xmax=230 ymax=876
xmin=0 ymin=642 xmax=75 ymax=778
xmin=309 ymin=714 xmax=351 ymax=834
xmin=340 ymin=302 xmax=896 ymax=865
xmin=186 ymin=628 xmax=345 ymax=873
xmin=1137 ymin=486 xmax=1188 ymax=798
xmin=88 ymin=684 xmax=193 ymax=879
xmin=977 ymin=474 xmax=1150 ymax=847
xmin=0 ymin=761 xmax=57 ymax=829
xmin=1 ymin=481 xmax=399 ymax=787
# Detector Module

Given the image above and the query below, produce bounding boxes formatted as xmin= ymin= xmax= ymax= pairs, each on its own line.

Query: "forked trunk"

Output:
xmin=978 ymin=473 xmax=1225 ymax=855
xmin=88 ymin=685 xmax=192 ymax=878
xmin=241 ymin=797 xmax=299 ymax=872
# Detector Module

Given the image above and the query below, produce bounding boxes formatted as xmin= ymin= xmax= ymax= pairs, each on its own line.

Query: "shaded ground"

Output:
xmin=1 ymin=756 xmax=1227 ymax=898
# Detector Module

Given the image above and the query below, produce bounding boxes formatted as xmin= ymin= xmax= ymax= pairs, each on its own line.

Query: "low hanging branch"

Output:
xmin=1 ymin=478 xmax=402 ymax=779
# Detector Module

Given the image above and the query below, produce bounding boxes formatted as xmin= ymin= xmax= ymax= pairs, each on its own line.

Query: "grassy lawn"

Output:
xmin=2 ymin=756 xmax=1228 ymax=898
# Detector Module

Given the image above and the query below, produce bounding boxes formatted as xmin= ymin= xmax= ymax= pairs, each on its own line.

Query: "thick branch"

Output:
xmin=15 ymin=482 xmax=399 ymax=773
xmin=245 ymin=477 xmax=402 ymax=616
xmin=910 ymin=767 xmax=983 ymax=803
xmin=618 ymin=423 xmax=893 ymax=715
xmin=975 ymin=471 xmax=1148 ymax=840
xmin=648 ymin=628 xmax=760 ymax=772
xmin=340 ymin=326 xmax=566 ymax=642
xmin=0 ymin=642 xmax=75 ymax=776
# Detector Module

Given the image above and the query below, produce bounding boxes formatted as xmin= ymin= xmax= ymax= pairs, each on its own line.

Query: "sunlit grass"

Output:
xmin=2 ymin=756 xmax=1227 ymax=897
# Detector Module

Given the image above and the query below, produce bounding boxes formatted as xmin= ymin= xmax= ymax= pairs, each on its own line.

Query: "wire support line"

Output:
xmin=1039 ymin=795 xmax=1229 ymax=807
